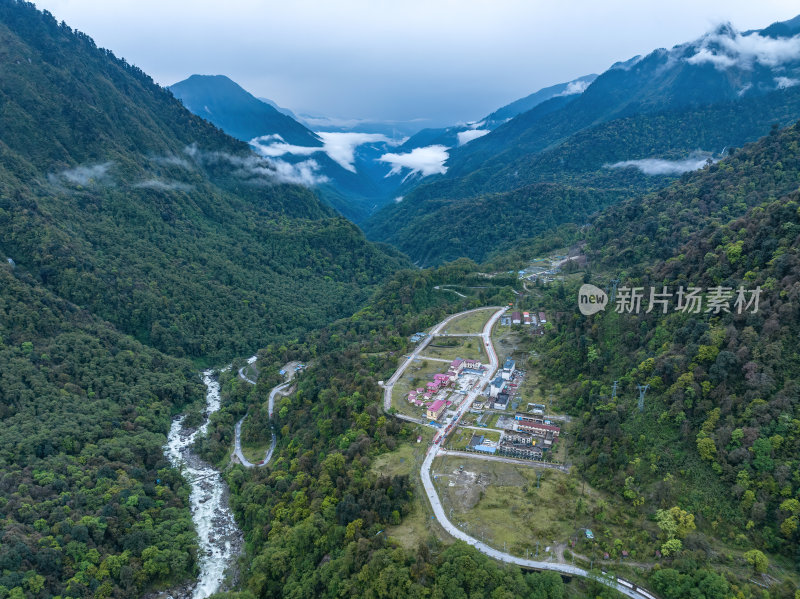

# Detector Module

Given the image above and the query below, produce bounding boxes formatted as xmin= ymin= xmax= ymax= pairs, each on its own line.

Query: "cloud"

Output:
xmin=378 ymin=145 xmax=449 ymax=180
xmin=457 ymin=129 xmax=490 ymax=146
xmin=250 ymin=131 xmax=397 ymax=172
xmin=151 ymin=155 xmax=193 ymax=169
xmin=51 ymin=162 xmax=114 ymax=185
xmin=317 ymin=132 xmax=394 ymax=171
xmin=686 ymin=28 xmax=800 ymax=70
xmin=555 ymin=79 xmax=591 ymax=96
xmin=775 ymin=76 xmax=800 ymax=89
xmin=135 ymin=179 xmax=194 ymax=192
xmin=269 ymin=159 xmax=329 ymax=186
xmin=184 ymin=144 xmax=328 ymax=186
xmin=605 ymin=154 xmax=716 ymax=175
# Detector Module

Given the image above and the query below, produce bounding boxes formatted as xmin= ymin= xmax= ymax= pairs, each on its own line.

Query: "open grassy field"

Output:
xmin=442 ymin=308 xmax=496 ymax=335
xmin=431 ymin=455 xmax=639 ymax=560
xmin=421 ymin=337 xmax=487 ymax=363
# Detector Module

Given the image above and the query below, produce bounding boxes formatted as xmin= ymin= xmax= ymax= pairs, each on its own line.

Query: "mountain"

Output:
xmin=170 ymin=74 xmax=413 ymax=222
xmin=0 ymin=3 xmax=408 ymax=595
xmin=169 ymin=74 xmax=320 ymax=146
xmin=523 ymin=120 xmax=800 ymax=594
xmin=365 ymin=16 xmax=800 ymax=265
xmin=397 ymin=74 xmax=599 ymax=152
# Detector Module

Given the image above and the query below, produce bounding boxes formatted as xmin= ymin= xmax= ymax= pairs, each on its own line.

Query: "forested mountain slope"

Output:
xmin=0 ymin=1 xmax=407 ymax=596
xmin=0 ymin=1 xmax=407 ymax=363
xmin=526 ymin=121 xmax=800 ymax=593
xmin=365 ymin=17 xmax=800 ymax=266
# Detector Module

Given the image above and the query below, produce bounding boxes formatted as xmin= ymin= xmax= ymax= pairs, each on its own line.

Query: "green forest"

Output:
xmin=2 ymin=1 xmax=800 ymax=598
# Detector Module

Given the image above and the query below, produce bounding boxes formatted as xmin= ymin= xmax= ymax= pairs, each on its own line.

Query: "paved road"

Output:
xmin=234 ymin=363 xmax=294 ymax=469
xmin=383 ymin=307 xmax=657 ymax=599
xmin=433 ymin=285 xmax=467 ymax=298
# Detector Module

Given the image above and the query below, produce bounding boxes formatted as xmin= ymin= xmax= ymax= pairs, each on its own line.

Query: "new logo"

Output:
xmin=578 ymin=284 xmax=608 ymax=315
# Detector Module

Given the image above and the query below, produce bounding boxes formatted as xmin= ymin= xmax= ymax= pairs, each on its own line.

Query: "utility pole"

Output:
xmin=611 ymin=380 xmax=619 ymax=400
xmin=637 ymin=383 xmax=650 ymax=412
xmin=609 ymin=277 xmax=621 ymax=305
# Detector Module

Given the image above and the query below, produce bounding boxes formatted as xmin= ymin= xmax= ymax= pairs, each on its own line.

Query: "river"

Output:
xmin=164 ymin=369 xmax=243 ymax=599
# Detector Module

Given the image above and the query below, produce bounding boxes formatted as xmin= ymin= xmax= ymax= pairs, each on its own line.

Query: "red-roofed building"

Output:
xmin=426 ymin=399 xmax=447 ymax=421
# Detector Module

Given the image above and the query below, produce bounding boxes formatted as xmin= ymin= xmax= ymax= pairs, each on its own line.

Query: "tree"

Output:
xmin=744 ymin=549 xmax=768 ymax=574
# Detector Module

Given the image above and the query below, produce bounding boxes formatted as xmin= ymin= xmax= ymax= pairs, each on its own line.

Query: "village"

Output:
xmin=396 ymin=308 xmax=562 ymax=464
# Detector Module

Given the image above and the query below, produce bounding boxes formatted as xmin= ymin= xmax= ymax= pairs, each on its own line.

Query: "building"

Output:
xmin=498 ymin=442 xmax=542 ymax=460
xmin=527 ymin=402 xmax=545 ymax=416
xmin=433 ymin=373 xmax=451 ymax=387
xmin=502 ymin=358 xmax=516 ymax=380
xmin=538 ymin=311 xmax=547 ymax=324
xmin=427 ymin=399 xmax=447 ymax=421
xmin=511 ymin=311 xmax=522 ymax=325
xmin=493 ymin=392 xmax=510 ymax=410
xmin=500 ymin=316 xmax=512 ymax=326
xmin=463 ymin=358 xmax=481 ymax=370
xmin=489 ymin=375 xmax=505 ymax=398
xmin=514 ymin=415 xmax=560 ymax=438
xmin=523 ymin=311 xmax=532 ymax=325
xmin=450 ymin=358 xmax=465 ymax=375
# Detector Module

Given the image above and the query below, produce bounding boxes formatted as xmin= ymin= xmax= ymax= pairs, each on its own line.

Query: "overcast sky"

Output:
xmin=33 ymin=0 xmax=800 ymax=127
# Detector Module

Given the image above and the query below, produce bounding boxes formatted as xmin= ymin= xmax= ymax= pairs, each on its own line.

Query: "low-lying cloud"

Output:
xmin=457 ymin=129 xmax=490 ymax=146
xmin=606 ymin=154 xmax=716 ymax=176
xmin=686 ymin=28 xmax=800 ymax=70
xmin=51 ymin=162 xmax=114 ymax=186
xmin=185 ymin=144 xmax=328 ymax=187
xmin=250 ymin=131 xmax=401 ymax=173
xmin=135 ymin=179 xmax=194 ymax=192
xmin=555 ymin=80 xmax=591 ymax=96
xmin=775 ymin=76 xmax=800 ymax=89
xmin=378 ymin=145 xmax=449 ymax=180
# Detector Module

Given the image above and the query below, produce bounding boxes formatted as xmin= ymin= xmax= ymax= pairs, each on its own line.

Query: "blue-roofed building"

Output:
xmin=502 ymin=357 xmax=516 ymax=380
xmin=489 ymin=375 xmax=505 ymax=398
xmin=474 ymin=444 xmax=497 ymax=454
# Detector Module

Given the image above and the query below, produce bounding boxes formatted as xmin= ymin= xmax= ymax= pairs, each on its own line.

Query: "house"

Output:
xmin=523 ymin=311 xmax=532 ymax=325
xmin=433 ymin=373 xmax=451 ymax=387
xmin=500 ymin=316 xmax=512 ymax=326
xmin=463 ymin=358 xmax=481 ymax=370
xmin=538 ymin=311 xmax=547 ymax=324
xmin=489 ymin=375 xmax=505 ymax=398
xmin=427 ymin=381 xmax=439 ymax=392
xmin=502 ymin=358 xmax=516 ymax=380
xmin=407 ymin=391 xmax=418 ymax=402
xmin=450 ymin=358 xmax=465 ymax=375
xmin=514 ymin=417 xmax=561 ymax=438
xmin=493 ymin=392 xmax=510 ymax=410
xmin=426 ymin=399 xmax=447 ymax=421
xmin=511 ymin=311 xmax=522 ymax=325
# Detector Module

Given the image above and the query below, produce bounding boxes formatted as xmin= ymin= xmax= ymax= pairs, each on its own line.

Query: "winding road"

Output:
xmin=234 ymin=362 xmax=295 ymax=468
xmin=384 ymin=307 xmax=658 ymax=599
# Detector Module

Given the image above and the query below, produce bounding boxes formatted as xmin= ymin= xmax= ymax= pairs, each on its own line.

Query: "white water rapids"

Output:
xmin=164 ymin=369 xmax=243 ymax=598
